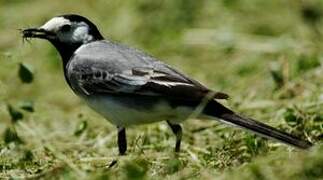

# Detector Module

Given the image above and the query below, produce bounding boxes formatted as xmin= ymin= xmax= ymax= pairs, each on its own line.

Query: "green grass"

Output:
xmin=0 ymin=0 xmax=323 ymax=179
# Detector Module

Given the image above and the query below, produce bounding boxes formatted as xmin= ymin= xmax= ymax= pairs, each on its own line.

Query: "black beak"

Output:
xmin=22 ymin=28 xmax=55 ymax=40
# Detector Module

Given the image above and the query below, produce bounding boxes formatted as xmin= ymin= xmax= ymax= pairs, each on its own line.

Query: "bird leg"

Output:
xmin=166 ymin=121 xmax=182 ymax=152
xmin=117 ymin=127 xmax=127 ymax=155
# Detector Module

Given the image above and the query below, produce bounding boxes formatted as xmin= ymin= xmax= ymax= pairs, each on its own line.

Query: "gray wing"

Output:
xmin=67 ymin=41 xmax=229 ymax=101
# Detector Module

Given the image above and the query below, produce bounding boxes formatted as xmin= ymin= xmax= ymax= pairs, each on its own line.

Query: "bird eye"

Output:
xmin=61 ymin=24 xmax=71 ymax=32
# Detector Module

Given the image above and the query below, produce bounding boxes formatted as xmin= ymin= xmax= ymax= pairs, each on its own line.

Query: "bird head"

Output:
xmin=22 ymin=14 xmax=104 ymax=61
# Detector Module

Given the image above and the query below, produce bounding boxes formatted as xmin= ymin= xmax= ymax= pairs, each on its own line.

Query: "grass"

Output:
xmin=0 ymin=0 xmax=323 ymax=179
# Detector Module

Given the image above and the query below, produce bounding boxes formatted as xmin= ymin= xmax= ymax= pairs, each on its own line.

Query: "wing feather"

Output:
xmin=70 ymin=65 xmax=229 ymax=101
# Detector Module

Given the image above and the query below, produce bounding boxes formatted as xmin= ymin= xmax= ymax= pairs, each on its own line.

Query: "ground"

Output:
xmin=0 ymin=0 xmax=322 ymax=179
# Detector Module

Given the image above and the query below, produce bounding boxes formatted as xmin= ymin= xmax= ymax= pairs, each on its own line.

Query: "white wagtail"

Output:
xmin=22 ymin=14 xmax=312 ymax=155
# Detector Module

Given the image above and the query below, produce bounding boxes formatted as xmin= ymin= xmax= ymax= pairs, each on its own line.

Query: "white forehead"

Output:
xmin=41 ymin=17 xmax=71 ymax=31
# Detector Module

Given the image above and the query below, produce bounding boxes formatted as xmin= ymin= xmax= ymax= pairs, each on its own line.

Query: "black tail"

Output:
xmin=203 ymin=100 xmax=312 ymax=149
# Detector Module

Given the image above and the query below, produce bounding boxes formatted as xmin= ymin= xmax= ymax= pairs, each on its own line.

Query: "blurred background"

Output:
xmin=0 ymin=0 xmax=322 ymax=179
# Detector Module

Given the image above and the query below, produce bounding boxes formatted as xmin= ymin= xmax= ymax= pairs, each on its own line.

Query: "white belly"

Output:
xmin=83 ymin=95 xmax=192 ymax=127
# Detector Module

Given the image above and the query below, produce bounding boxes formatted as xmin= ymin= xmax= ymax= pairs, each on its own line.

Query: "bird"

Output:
xmin=22 ymin=14 xmax=312 ymax=155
